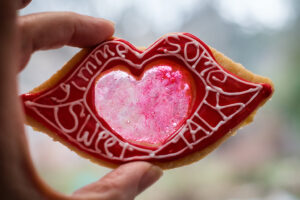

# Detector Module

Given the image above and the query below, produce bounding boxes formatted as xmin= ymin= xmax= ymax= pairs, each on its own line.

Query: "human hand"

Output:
xmin=0 ymin=1 xmax=163 ymax=199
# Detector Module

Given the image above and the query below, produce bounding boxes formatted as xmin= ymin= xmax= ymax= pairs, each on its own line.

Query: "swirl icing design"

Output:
xmin=21 ymin=33 xmax=272 ymax=164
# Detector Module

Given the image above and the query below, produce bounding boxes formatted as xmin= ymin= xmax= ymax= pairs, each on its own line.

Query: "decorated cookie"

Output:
xmin=21 ymin=33 xmax=273 ymax=169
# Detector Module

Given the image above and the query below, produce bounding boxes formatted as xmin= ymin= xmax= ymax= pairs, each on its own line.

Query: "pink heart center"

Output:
xmin=94 ymin=60 xmax=194 ymax=147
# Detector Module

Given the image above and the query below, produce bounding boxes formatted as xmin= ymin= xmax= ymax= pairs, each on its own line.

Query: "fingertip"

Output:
xmin=104 ymin=19 xmax=115 ymax=28
xmin=119 ymin=162 xmax=163 ymax=194
xmin=137 ymin=165 xmax=163 ymax=194
xmin=94 ymin=18 xmax=115 ymax=40
xmin=107 ymin=162 xmax=163 ymax=197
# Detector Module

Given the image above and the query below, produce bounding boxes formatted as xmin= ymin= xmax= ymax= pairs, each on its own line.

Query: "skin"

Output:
xmin=0 ymin=0 xmax=163 ymax=199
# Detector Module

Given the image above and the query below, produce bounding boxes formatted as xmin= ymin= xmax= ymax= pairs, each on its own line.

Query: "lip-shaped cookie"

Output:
xmin=21 ymin=33 xmax=273 ymax=169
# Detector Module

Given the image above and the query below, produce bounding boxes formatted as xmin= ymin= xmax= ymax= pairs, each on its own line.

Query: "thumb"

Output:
xmin=72 ymin=162 xmax=163 ymax=200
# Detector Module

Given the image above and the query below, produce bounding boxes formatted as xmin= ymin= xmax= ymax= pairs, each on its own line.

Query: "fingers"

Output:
xmin=19 ymin=12 xmax=115 ymax=50
xmin=72 ymin=162 xmax=163 ymax=200
xmin=18 ymin=12 xmax=115 ymax=68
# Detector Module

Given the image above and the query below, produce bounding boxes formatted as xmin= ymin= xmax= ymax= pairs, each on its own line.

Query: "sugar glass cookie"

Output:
xmin=21 ymin=33 xmax=273 ymax=169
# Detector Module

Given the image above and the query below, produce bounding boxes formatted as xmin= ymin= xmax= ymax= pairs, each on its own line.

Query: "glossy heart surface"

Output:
xmin=94 ymin=60 xmax=194 ymax=146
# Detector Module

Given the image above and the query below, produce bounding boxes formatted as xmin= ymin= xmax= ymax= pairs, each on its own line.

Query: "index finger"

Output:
xmin=19 ymin=12 xmax=115 ymax=68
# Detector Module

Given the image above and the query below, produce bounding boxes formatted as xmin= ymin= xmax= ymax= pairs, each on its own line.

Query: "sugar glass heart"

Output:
xmin=94 ymin=60 xmax=195 ymax=147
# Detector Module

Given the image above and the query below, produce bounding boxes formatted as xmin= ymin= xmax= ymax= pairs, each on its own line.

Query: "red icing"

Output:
xmin=21 ymin=33 xmax=273 ymax=164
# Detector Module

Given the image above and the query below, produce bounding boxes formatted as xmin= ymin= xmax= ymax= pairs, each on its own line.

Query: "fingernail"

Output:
xmin=138 ymin=165 xmax=163 ymax=193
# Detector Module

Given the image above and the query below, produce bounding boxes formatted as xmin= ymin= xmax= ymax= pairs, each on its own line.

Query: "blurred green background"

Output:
xmin=19 ymin=0 xmax=300 ymax=199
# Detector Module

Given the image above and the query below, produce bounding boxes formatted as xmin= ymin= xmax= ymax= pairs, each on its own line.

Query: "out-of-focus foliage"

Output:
xmin=279 ymin=1 xmax=300 ymax=133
